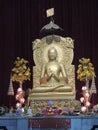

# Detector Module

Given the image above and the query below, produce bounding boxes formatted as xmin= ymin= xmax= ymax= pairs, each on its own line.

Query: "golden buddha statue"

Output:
xmin=28 ymin=35 xmax=75 ymax=101
xmin=32 ymin=47 xmax=72 ymax=93
xmin=27 ymin=35 xmax=76 ymax=114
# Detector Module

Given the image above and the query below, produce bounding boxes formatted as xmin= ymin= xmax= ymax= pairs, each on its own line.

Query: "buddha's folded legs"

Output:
xmin=32 ymin=85 xmax=72 ymax=93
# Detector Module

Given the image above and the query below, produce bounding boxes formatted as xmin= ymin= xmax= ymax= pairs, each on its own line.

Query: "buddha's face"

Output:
xmin=48 ymin=47 xmax=57 ymax=60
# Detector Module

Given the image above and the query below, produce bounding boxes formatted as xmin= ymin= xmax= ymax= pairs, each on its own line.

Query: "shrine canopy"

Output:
xmin=40 ymin=8 xmax=64 ymax=37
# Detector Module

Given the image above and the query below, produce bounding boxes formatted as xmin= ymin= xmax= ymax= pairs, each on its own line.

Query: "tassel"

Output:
xmin=90 ymin=75 xmax=97 ymax=94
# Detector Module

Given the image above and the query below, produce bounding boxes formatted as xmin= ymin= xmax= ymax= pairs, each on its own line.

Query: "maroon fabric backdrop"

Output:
xmin=0 ymin=0 xmax=98 ymax=107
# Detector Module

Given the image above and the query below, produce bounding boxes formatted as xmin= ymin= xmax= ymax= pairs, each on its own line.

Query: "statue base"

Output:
xmin=27 ymin=92 xmax=81 ymax=115
xmin=28 ymin=92 xmax=75 ymax=100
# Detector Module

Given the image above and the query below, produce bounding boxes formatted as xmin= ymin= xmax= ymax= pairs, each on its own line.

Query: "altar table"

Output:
xmin=0 ymin=115 xmax=98 ymax=130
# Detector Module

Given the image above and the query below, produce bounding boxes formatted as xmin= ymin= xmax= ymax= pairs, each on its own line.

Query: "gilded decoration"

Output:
xmin=33 ymin=35 xmax=75 ymax=93
xmin=27 ymin=35 xmax=77 ymax=114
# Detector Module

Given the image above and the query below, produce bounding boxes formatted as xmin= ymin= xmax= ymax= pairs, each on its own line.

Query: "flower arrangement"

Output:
xmin=41 ymin=100 xmax=81 ymax=116
xmin=80 ymin=86 xmax=91 ymax=113
xmin=42 ymin=100 xmax=62 ymax=116
xmin=11 ymin=57 xmax=31 ymax=109
xmin=77 ymin=58 xmax=96 ymax=113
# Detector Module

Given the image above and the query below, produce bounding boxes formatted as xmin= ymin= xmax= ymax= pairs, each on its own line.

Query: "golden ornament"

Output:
xmin=77 ymin=58 xmax=95 ymax=82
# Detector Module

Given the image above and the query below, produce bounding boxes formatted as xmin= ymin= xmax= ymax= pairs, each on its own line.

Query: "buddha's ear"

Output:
xmin=40 ymin=77 xmax=47 ymax=84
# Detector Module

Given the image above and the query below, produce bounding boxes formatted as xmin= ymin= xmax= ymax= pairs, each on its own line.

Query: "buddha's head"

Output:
xmin=48 ymin=47 xmax=57 ymax=60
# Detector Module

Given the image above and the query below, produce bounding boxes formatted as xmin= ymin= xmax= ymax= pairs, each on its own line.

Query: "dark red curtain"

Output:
xmin=0 ymin=0 xmax=98 ymax=107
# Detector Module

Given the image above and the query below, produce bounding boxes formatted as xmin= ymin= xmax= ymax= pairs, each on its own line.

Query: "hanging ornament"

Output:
xmin=8 ymin=74 xmax=14 ymax=108
xmin=8 ymin=75 xmax=14 ymax=96
xmin=90 ymin=74 xmax=97 ymax=94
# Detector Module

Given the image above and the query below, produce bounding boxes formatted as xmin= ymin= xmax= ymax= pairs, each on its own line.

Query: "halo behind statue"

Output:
xmin=33 ymin=35 xmax=74 ymax=71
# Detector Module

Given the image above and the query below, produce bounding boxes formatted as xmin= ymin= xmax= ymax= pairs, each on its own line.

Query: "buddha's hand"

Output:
xmin=48 ymin=70 xmax=60 ymax=82
xmin=47 ymin=70 xmax=54 ymax=81
xmin=48 ymin=71 xmax=56 ymax=78
xmin=51 ymin=73 xmax=60 ymax=82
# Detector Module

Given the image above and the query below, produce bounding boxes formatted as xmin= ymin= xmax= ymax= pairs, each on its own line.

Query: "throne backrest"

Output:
xmin=32 ymin=35 xmax=75 ymax=90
